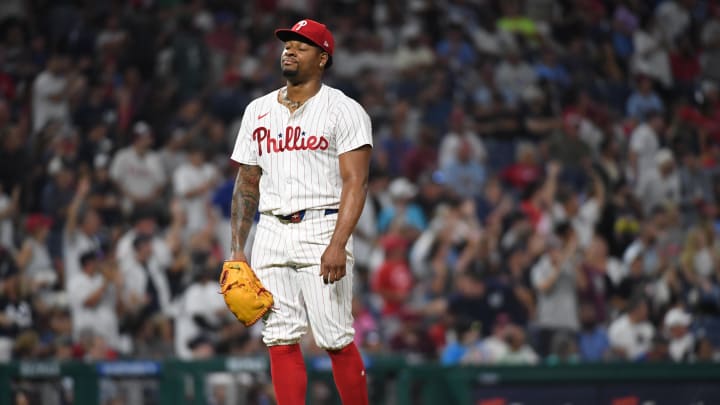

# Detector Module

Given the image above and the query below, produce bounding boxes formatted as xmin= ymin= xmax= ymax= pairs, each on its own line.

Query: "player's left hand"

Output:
xmin=320 ymin=244 xmax=346 ymax=284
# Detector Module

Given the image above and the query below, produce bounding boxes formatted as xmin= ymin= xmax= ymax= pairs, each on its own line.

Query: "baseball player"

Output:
xmin=229 ymin=19 xmax=372 ymax=405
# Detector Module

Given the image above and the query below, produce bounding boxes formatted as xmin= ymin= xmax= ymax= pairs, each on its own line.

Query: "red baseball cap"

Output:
xmin=25 ymin=213 xmax=53 ymax=233
xmin=275 ymin=19 xmax=334 ymax=67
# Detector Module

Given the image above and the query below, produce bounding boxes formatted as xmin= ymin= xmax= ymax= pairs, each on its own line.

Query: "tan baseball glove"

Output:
xmin=219 ymin=260 xmax=274 ymax=327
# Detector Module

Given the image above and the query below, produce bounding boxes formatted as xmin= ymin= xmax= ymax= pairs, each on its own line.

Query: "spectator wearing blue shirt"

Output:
xmin=442 ymin=138 xmax=487 ymax=199
xmin=377 ymin=178 xmax=427 ymax=235
xmin=578 ymin=302 xmax=610 ymax=362
xmin=626 ymin=76 xmax=664 ymax=121
xmin=379 ymin=119 xmax=414 ymax=178
xmin=441 ymin=318 xmax=486 ymax=365
xmin=534 ymin=49 xmax=571 ymax=88
xmin=436 ymin=24 xmax=477 ymax=70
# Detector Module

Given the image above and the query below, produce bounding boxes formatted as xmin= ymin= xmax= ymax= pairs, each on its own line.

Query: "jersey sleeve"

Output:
xmin=230 ymin=102 xmax=258 ymax=165
xmin=335 ymin=98 xmax=373 ymax=155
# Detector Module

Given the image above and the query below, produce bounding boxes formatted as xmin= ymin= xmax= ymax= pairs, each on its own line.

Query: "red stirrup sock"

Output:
xmin=327 ymin=342 xmax=368 ymax=405
xmin=268 ymin=344 xmax=307 ymax=405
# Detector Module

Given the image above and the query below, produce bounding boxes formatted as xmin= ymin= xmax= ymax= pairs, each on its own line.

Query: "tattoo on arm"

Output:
xmin=230 ymin=164 xmax=261 ymax=255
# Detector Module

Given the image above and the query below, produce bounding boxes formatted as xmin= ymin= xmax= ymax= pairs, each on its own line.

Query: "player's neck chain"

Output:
xmin=281 ymin=88 xmax=304 ymax=110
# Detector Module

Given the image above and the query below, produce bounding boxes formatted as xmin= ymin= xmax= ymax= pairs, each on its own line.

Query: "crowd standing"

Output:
xmin=0 ymin=0 xmax=719 ymax=376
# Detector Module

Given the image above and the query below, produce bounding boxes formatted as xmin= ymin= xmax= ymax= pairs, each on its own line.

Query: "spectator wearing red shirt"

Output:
xmin=501 ymin=143 xmax=541 ymax=191
xmin=402 ymin=127 xmax=438 ymax=182
xmin=372 ymin=234 xmax=413 ymax=316
xmin=670 ymin=34 xmax=701 ymax=87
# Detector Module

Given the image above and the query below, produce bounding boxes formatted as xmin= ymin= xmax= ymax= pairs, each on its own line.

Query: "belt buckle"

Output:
xmin=289 ymin=212 xmax=302 ymax=223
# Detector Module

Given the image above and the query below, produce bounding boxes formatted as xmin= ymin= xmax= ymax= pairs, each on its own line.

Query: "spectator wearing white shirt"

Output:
xmin=120 ymin=235 xmax=175 ymax=352
xmin=68 ymin=251 xmax=121 ymax=350
xmin=438 ymin=108 xmax=486 ymax=170
xmin=608 ymin=298 xmax=655 ymax=361
xmin=116 ymin=207 xmax=171 ymax=264
xmin=15 ymin=214 xmax=57 ymax=291
xmin=63 ymin=177 xmax=102 ymax=288
xmin=173 ymin=142 xmax=219 ymax=236
xmin=635 ymin=149 xmax=681 ymax=216
xmin=631 ymin=15 xmax=673 ymax=89
xmin=628 ymin=111 xmax=664 ymax=185
xmin=494 ymin=49 xmax=538 ymax=107
xmin=32 ymin=53 xmax=71 ymax=133
xmin=553 ymin=171 xmax=605 ymax=248
xmin=663 ymin=307 xmax=694 ymax=362
xmin=109 ymin=121 xmax=166 ymax=213
xmin=0 ymin=184 xmax=18 ymax=252
xmin=174 ymin=267 xmax=234 ymax=359
xmin=119 ymin=234 xmax=173 ymax=346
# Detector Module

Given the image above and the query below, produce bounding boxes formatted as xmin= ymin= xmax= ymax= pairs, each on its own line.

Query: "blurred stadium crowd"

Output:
xmin=0 ymin=0 xmax=719 ymax=370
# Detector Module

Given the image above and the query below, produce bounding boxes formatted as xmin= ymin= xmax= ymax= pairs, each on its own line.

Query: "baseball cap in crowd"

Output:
xmin=655 ymin=148 xmax=674 ymax=167
xmin=25 ymin=214 xmax=53 ymax=233
xmin=132 ymin=121 xmax=153 ymax=140
xmin=388 ymin=177 xmax=418 ymax=200
xmin=275 ymin=19 xmax=335 ymax=67
xmin=664 ymin=308 xmax=692 ymax=329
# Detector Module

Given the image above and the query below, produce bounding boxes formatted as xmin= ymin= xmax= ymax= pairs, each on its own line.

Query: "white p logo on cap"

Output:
xmin=294 ymin=20 xmax=307 ymax=31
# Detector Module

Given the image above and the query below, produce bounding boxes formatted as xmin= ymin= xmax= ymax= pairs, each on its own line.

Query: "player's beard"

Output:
xmin=281 ymin=66 xmax=299 ymax=79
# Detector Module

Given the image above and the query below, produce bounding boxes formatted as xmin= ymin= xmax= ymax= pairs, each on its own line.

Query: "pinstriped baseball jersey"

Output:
xmin=230 ymin=84 xmax=373 ymax=216
xmin=230 ymin=84 xmax=372 ymax=349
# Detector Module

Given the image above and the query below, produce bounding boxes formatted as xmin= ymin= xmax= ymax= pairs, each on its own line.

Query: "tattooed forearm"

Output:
xmin=231 ymin=164 xmax=261 ymax=256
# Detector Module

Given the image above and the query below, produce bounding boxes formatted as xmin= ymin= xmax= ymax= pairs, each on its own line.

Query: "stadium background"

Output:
xmin=0 ymin=0 xmax=720 ymax=404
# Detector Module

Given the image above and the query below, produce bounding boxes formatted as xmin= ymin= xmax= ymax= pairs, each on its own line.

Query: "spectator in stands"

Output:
xmin=31 ymin=52 xmax=72 ymax=133
xmin=608 ymin=298 xmax=655 ymax=361
xmin=552 ymin=171 xmax=605 ymax=248
xmin=377 ymin=108 xmax=414 ymax=178
xmin=628 ymin=110 xmax=665 ymax=185
xmin=635 ymin=149 xmax=681 ymax=216
xmin=678 ymin=153 xmax=715 ymax=221
xmin=701 ymin=6 xmax=720 ymax=83
xmin=352 ymin=297 xmax=380 ymax=354
xmin=547 ymin=113 xmax=592 ymax=189
xmin=531 ymin=224 xmax=582 ymax=357
xmin=581 ymin=236 xmax=615 ymax=319
xmin=68 ymin=251 xmax=121 ymax=350
xmin=447 ymin=271 xmax=490 ymax=336
xmin=0 ymin=184 xmax=18 ymax=251
xmin=494 ymin=48 xmax=537 ymax=108
xmin=174 ymin=265 xmax=230 ymax=359
xmin=534 ymin=48 xmax=571 ymax=89
xmin=441 ymin=137 xmax=487 ymax=199
xmin=632 ymin=15 xmax=673 ymax=89
xmin=63 ymin=177 xmax=102 ymax=287
xmin=42 ymin=158 xmax=78 ymax=258
xmin=109 ymin=121 xmax=167 ymax=214
xmin=87 ymin=154 xmax=123 ymax=227
xmin=626 ymin=75 xmax=665 ymax=121
xmin=119 ymin=234 xmax=172 ymax=346
xmin=388 ymin=311 xmax=436 ymax=360
xmin=0 ymin=247 xmax=22 ymax=361
xmin=402 ymin=128 xmax=439 ymax=183
xmin=500 ymin=142 xmax=542 ymax=192
xmin=663 ymin=307 xmax=695 ymax=362
xmin=115 ymin=206 xmax=175 ymax=271
xmin=497 ymin=325 xmax=539 ymax=365
xmin=577 ymin=301 xmax=610 ymax=362
xmin=377 ymin=177 xmax=426 ymax=237
xmin=15 ymin=214 xmax=56 ymax=291
xmin=438 ymin=107 xmax=486 ymax=170
xmin=172 ymin=140 xmax=219 ymax=236
xmin=372 ymin=234 xmax=413 ymax=316
xmin=441 ymin=318 xmax=486 ymax=365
